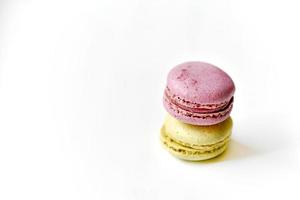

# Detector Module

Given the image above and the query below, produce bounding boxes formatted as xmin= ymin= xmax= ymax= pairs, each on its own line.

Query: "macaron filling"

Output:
xmin=163 ymin=128 xmax=230 ymax=152
xmin=164 ymin=88 xmax=234 ymax=119
xmin=164 ymin=87 xmax=233 ymax=114
xmin=161 ymin=127 xmax=229 ymax=154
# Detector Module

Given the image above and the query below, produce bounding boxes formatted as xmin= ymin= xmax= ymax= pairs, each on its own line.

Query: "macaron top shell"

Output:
xmin=167 ymin=61 xmax=235 ymax=105
xmin=164 ymin=114 xmax=232 ymax=147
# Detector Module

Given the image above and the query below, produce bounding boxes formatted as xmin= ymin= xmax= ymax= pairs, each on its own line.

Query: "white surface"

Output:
xmin=1 ymin=0 xmax=300 ymax=199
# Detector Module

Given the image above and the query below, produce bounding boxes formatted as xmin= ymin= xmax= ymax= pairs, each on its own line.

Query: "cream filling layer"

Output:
xmin=160 ymin=126 xmax=230 ymax=155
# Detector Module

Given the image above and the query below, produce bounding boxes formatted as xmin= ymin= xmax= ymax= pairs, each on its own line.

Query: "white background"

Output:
xmin=1 ymin=0 xmax=300 ymax=199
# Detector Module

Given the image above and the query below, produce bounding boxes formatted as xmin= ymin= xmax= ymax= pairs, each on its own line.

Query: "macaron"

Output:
xmin=163 ymin=61 xmax=235 ymax=125
xmin=160 ymin=114 xmax=233 ymax=161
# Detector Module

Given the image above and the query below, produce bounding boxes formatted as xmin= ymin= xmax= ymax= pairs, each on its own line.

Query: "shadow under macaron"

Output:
xmin=177 ymin=113 xmax=288 ymax=164
xmin=199 ymin=139 xmax=255 ymax=163
xmin=167 ymin=139 xmax=255 ymax=164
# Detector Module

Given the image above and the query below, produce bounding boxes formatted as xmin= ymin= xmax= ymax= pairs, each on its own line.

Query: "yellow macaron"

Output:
xmin=160 ymin=114 xmax=233 ymax=161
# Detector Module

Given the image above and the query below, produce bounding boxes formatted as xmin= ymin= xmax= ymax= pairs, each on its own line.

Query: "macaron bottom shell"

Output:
xmin=160 ymin=115 xmax=232 ymax=161
xmin=160 ymin=127 xmax=229 ymax=161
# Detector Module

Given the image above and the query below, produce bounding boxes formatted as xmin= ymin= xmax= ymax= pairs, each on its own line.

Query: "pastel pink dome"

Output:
xmin=163 ymin=61 xmax=235 ymax=126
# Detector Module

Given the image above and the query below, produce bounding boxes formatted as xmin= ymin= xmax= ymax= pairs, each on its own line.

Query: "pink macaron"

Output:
xmin=163 ymin=61 xmax=235 ymax=125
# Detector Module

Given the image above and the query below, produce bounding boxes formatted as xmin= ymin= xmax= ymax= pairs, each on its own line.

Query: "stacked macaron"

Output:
xmin=160 ymin=61 xmax=235 ymax=161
